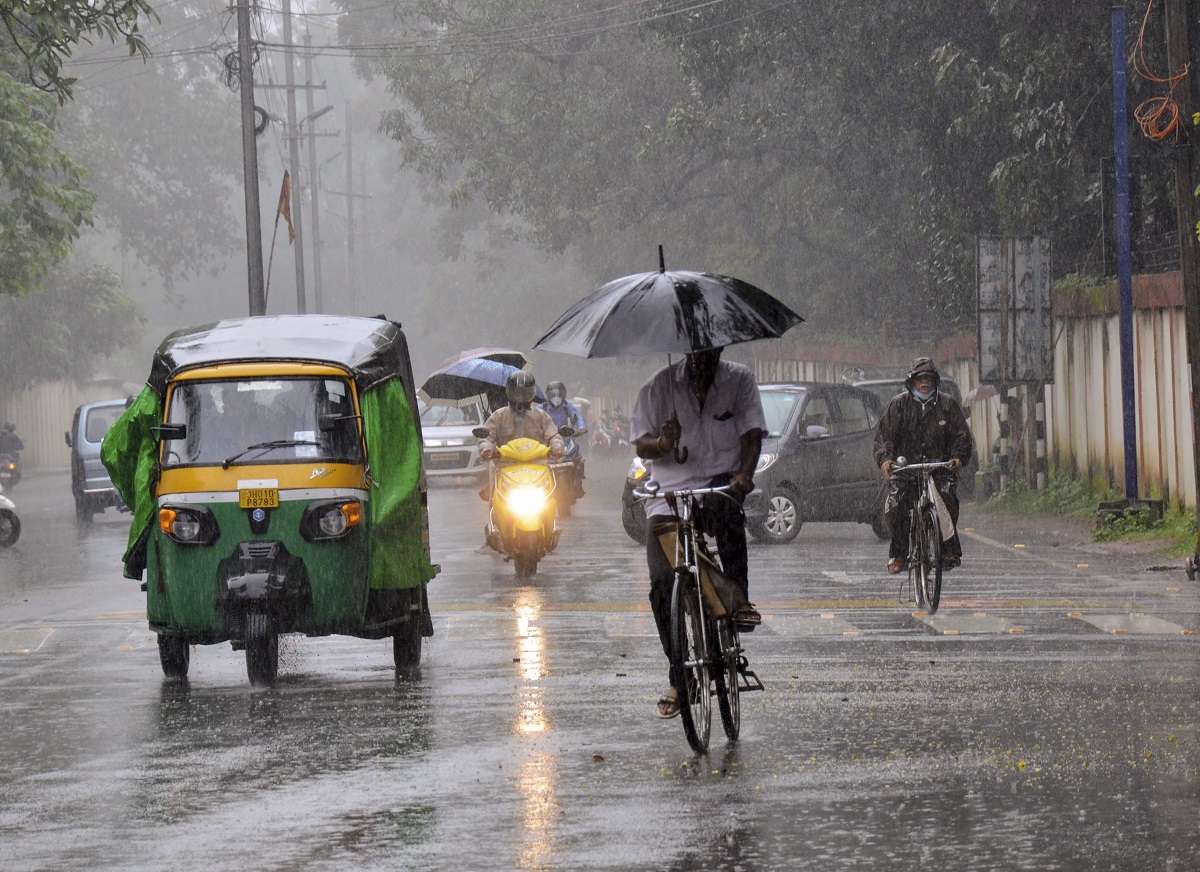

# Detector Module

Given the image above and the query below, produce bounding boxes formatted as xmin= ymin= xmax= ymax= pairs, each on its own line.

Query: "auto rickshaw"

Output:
xmin=102 ymin=315 xmax=438 ymax=686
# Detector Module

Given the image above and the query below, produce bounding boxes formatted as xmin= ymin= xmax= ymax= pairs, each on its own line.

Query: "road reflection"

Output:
xmin=512 ymin=586 xmax=559 ymax=868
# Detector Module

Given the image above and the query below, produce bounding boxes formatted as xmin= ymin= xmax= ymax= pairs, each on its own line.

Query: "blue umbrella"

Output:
xmin=419 ymin=358 xmax=545 ymax=408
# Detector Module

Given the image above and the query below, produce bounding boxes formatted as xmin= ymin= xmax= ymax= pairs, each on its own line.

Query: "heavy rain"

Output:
xmin=0 ymin=1 xmax=1198 ymax=869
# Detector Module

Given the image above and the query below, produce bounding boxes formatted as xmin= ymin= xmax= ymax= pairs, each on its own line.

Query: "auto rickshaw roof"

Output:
xmin=148 ymin=315 xmax=413 ymax=394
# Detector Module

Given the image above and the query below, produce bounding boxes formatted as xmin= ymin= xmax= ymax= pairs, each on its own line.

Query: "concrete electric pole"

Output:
xmin=236 ymin=0 xmax=265 ymax=316
xmin=281 ymin=0 xmax=306 ymax=313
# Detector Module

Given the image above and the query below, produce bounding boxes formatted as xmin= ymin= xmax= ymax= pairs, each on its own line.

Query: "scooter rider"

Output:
xmin=542 ymin=381 xmax=587 ymax=495
xmin=478 ymin=371 xmax=565 ymax=465
xmin=873 ymin=357 xmax=973 ymax=575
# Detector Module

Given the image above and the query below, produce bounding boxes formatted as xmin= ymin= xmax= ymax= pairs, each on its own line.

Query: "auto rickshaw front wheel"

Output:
xmin=393 ymin=620 xmax=422 ymax=671
xmin=244 ymin=611 xmax=279 ymax=687
xmin=157 ymin=634 xmax=189 ymax=679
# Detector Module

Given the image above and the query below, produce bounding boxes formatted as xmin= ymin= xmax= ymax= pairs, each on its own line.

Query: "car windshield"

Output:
xmin=163 ymin=377 xmax=362 ymax=467
xmin=84 ymin=405 xmax=125 ymax=443
xmin=420 ymin=403 xmax=482 ymax=427
xmin=759 ymin=389 xmax=802 ymax=438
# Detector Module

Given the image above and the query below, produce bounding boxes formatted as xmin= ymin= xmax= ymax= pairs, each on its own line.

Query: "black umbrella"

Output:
xmin=532 ymin=247 xmax=803 ymax=358
xmin=533 ymin=246 xmax=803 ymax=463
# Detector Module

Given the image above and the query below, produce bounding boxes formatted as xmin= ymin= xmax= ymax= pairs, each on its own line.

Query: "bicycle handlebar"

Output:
xmin=890 ymin=461 xmax=956 ymax=475
xmin=632 ymin=483 xmax=735 ymax=501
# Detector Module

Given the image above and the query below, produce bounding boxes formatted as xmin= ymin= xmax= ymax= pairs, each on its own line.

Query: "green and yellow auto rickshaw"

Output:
xmin=102 ymin=315 xmax=438 ymax=686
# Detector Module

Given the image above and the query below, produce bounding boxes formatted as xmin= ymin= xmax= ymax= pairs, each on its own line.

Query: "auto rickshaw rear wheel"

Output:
xmin=244 ymin=611 xmax=279 ymax=687
xmin=157 ymin=634 xmax=189 ymax=679
xmin=393 ymin=620 xmax=422 ymax=670
xmin=0 ymin=510 xmax=19 ymax=547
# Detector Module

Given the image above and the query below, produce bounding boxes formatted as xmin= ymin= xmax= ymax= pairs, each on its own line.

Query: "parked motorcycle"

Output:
xmin=475 ymin=426 xmax=572 ymax=577
xmin=0 ymin=486 xmax=20 ymax=547
xmin=0 ymin=453 xmax=21 ymax=490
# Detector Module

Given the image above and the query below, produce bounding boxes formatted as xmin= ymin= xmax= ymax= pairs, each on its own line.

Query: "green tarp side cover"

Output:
xmin=102 ymin=315 xmax=438 ymax=589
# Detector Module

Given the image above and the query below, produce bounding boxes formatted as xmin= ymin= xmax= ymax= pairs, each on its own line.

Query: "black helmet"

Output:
xmin=506 ymin=370 xmax=537 ymax=409
xmin=546 ymin=381 xmax=566 ymax=405
xmin=905 ymin=357 xmax=941 ymax=390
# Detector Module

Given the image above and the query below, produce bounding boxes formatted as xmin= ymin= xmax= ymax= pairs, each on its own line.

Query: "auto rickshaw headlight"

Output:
xmin=159 ymin=506 xmax=218 ymax=545
xmin=302 ymin=499 xmax=363 ymax=541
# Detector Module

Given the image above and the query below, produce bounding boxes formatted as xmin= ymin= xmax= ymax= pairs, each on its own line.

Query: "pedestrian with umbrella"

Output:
xmin=534 ymin=247 xmax=803 ymax=720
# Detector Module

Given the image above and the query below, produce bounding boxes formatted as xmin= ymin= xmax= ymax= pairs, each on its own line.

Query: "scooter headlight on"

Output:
xmin=506 ymin=485 xmax=548 ymax=521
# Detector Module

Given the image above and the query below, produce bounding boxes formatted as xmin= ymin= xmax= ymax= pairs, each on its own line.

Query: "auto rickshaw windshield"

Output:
xmin=163 ymin=377 xmax=363 ymax=467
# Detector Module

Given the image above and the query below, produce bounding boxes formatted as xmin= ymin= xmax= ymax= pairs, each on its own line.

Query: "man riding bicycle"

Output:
xmin=632 ymin=347 xmax=765 ymax=719
xmin=873 ymin=357 xmax=973 ymax=575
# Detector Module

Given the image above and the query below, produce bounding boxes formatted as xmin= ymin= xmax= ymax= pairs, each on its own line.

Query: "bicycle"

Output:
xmin=634 ymin=482 xmax=764 ymax=753
xmin=889 ymin=458 xmax=956 ymax=614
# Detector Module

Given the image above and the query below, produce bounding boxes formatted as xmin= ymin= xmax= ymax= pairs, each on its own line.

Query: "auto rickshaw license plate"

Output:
xmin=239 ymin=488 xmax=279 ymax=509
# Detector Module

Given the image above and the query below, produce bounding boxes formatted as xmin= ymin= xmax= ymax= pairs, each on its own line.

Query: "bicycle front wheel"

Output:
xmin=670 ymin=572 xmax=711 ymax=753
xmin=921 ymin=507 xmax=944 ymax=613
xmin=713 ymin=619 xmax=741 ymax=742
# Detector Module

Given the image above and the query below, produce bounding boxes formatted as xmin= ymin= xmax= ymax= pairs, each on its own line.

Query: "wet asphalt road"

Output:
xmin=1 ymin=463 xmax=1198 ymax=871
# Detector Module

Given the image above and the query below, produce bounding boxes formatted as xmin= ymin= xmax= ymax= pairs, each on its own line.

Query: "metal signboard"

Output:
xmin=976 ymin=236 xmax=1053 ymax=385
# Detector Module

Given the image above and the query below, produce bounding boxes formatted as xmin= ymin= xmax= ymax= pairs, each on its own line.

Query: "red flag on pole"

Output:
xmin=277 ymin=170 xmax=295 ymax=243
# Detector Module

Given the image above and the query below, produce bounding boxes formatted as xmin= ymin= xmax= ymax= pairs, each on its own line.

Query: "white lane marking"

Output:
xmin=1073 ymin=613 xmax=1190 ymax=636
xmin=916 ymin=611 xmax=1017 ymax=635
xmin=762 ymin=612 xmax=859 ymax=637
xmin=821 ymin=571 xmax=854 ymax=585
xmin=0 ymin=627 xmax=54 ymax=655
xmin=603 ymin=615 xmax=659 ymax=639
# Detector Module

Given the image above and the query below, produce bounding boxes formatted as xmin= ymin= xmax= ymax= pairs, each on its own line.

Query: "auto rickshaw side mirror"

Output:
xmin=558 ymin=426 xmax=577 ymax=438
xmin=471 ymin=427 xmax=491 ymax=440
xmin=152 ymin=423 xmax=187 ymax=441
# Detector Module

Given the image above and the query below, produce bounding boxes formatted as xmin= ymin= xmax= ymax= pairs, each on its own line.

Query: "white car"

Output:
xmin=420 ymin=399 xmax=488 ymax=481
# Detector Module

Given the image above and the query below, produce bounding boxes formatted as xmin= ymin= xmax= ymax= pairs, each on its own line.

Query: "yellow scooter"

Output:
xmin=474 ymin=428 xmax=571 ymax=577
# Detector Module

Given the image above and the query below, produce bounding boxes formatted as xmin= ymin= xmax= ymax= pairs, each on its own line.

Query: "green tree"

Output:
xmin=0 ymin=263 xmax=144 ymax=390
xmin=0 ymin=73 xmax=93 ymax=297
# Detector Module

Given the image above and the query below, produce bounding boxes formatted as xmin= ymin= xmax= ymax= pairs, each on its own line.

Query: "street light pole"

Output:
xmin=236 ymin=0 xmax=265 ymax=316
xmin=282 ymin=0 xmax=306 ymax=313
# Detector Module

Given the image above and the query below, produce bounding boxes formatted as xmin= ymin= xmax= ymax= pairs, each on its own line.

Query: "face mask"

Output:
xmin=549 ymin=396 xmax=564 ymax=407
xmin=912 ymin=387 xmax=934 ymax=402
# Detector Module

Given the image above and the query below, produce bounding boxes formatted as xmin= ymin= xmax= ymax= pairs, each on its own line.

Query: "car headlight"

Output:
xmin=302 ymin=500 xmax=363 ymax=541
xmin=756 ymin=453 xmax=777 ymax=473
xmin=506 ymin=485 xmax=548 ymax=521
xmin=158 ymin=506 xmax=218 ymax=545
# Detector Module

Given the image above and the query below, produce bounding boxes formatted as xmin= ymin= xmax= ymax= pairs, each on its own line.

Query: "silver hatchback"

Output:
xmin=420 ymin=399 xmax=488 ymax=481
xmin=67 ymin=399 xmax=128 ymax=522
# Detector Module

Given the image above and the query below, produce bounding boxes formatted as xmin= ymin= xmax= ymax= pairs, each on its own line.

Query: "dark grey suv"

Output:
xmin=744 ymin=383 xmax=888 ymax=544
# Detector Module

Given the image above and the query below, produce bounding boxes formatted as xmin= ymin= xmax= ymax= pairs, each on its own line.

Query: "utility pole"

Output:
xmin=282 ymin=0 xmax=306 ymax=313
xmin=236 ymin=0 xmax=265 ymax=315
xmin=1164 ymin=0 xmax=1200 ymax=575
xmin=1113 ymin=5 xmax=1138 ymax=500
xmin=345 ymin=102 xmax=356 ymax=310
xmin=303 ymin=33 xmax=324 ymax=312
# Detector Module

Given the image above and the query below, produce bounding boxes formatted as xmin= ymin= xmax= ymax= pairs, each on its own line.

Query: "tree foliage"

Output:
xmin=0 ymin=72 xmax=93 ymax=297
xmin=0 ymin=263 xmax=144 ymax=390
xmin=0 ymin=0 xmax=154 ymax=102
xmin=341 ymin=0 xmax=1177 ymax=337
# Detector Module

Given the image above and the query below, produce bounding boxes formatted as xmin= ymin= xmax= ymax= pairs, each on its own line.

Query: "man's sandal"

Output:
xmin=887 ymin=558 xmax=904 ymax=574
xmin=656 ymin=689 xmax=680 ymax=719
